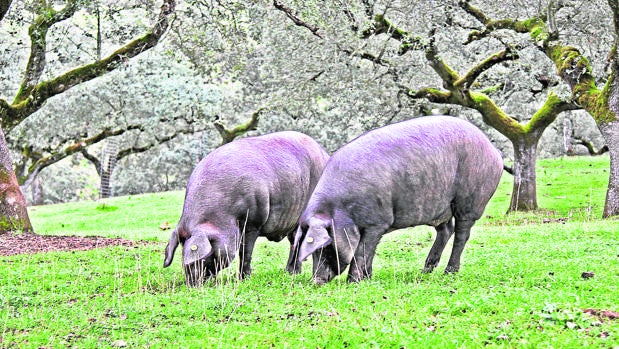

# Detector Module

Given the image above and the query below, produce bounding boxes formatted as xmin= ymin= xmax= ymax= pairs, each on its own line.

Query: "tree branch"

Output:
xmin=272 ymin=0 xmax=323 ymax=39
xmin=20 ymin=124 xmax=141 ymax=186
xmin=15 ymin=0 xmax=81 ymax=106
xmin=459 ymin=1 xmax=549 ymax=45
xmin=424 ymin=36 xmax=460 ymax=88
xmin=80 ymin=148 xmax=101 ymax=175
xmin=459 ymin=2 xmax=605 ymax=126
xmin=213 ymin=108 xmax=263 ymax=145
xmin=1 ymin=0 xmax=176 ymax=133
xmin=454 ymin=47 xmax=518 ymax=88
xmin=527 ymin=92 xmax=580 ymax=137
xmin=17 ymin=112 xmax=199 ymax=186
xmin=364 ymin=14 xmax=427 ymax=55
xmin=574 ymin=136 xmax=609 ymax=156
xmin=339 ymin=47 xmax=391 ymax=67
xmin=402 ymin=85 xmax=453 ymax=104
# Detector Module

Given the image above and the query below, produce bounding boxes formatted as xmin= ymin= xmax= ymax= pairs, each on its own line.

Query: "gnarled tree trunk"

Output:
xmin=0 ymin=128 xmax=32 ymax=232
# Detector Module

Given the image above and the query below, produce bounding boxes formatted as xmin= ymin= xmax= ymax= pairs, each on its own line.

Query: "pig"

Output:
xmin=163 ymin=131 xmax=329 ymax=286
xmin=293 ymin=116 xmax=503 ymax=284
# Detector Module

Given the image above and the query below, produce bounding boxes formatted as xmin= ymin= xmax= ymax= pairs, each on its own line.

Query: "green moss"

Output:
xmin=524 ymin=93 xmax=563 ymax=133
xmin=544 ymin=44 xmax=615 ymax=124
xmin=521 ymin=18 xmax=548 ymax=42
xmin=469 ymin=92 xmax=523 ymax=136
xmin=581 ymin=88 xmax=615 ymax=125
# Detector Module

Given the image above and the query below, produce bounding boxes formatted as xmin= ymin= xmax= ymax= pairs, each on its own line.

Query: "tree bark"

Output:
xmin=510 ymin=136 xmax=539 ymax=211
xmin=602 ymin=0 xmax=619 ymax=217
xmin=31 ymin=175 xmax=44 ymax=206
xmin=601 ymin=71 xmax=619 ymax=216
xmin=0 ymin=128 xmax=32 ymax=232
xmin=0 ymin=0 xmax=11 ymax=21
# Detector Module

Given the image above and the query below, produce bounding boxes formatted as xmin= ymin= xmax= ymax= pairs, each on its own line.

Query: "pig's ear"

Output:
xmin=182 ymin=234 xmax=213 ymax=266
xmin=292 ymin=225 xmax=304 ymax=250
xmin=163 ymin=229 xmax=179 ymax=268
xmin=298 ymin=224 xmax=332 ymax=262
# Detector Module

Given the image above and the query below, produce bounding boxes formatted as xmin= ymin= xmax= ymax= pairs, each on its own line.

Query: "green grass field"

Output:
xmin=2 ymin=156 xmax=618 ymax=348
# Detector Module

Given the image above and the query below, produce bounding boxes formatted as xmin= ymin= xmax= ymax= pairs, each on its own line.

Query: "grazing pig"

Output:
xmin=293 ymin=116 xmax=503 ymax=284
xmin=163 ymin=131 xmax=329 ymax=286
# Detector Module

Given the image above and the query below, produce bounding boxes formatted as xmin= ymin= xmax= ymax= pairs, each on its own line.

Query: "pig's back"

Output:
xmin=311 ymin=116 xmax=502 ymax=227
xmin=182 ymin=131 xmax=328 ymax=237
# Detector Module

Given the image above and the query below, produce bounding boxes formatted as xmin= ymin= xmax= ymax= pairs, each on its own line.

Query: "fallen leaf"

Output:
xmin=112 ymin=340 xmax=127 ymax=348
xmin=583 ymin=308 xmax=619 ymax=320
xmin=581 ymin=271 xmax=595 ymax=279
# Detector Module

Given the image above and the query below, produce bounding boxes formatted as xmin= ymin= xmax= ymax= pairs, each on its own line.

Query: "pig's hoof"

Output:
xmin=444 ymin=266 xmax=460 ymax=274
xmin=313 ymin=277 xmax=329 ymax=285
xmin=347 ymin=273 xmax=370 ymax=283
xmin=239 ymin=271 xmax=252 ymax=280
xmin=422 ymin=266 xmax=435 ymax=273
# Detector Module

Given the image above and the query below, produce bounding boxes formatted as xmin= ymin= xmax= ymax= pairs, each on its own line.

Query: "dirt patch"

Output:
xmin=0 ymin=232 xmax=146 ymax=256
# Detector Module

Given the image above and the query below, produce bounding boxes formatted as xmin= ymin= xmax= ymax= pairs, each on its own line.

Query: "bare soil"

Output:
xmin=0 ymin=232 xmax=143 ymax=256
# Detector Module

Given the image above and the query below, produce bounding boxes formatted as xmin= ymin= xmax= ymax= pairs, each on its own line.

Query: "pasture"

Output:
xmin=1 ymin=156 xmax=618 ymax=348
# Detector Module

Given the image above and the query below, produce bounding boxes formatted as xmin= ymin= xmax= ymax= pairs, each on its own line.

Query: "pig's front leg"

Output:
xmin=239 ymin=229 xmax=260 ymax=279
xmin=285 ymin=232 xmax=302 ymax=274
xmin=346 ymin=227 xmax=385 ymax=282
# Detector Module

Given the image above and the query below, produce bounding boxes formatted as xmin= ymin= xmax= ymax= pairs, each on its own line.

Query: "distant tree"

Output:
xmin=0 ymin=0 xmax=175 ymax=232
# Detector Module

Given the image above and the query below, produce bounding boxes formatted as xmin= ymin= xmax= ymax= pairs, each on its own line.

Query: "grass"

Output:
xmin=2 ymin=155 xmax=618 ymax=348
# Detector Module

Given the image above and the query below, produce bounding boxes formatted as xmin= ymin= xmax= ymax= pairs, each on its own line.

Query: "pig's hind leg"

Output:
xmin=423 ymin=218 xmax=455 ymax=273
xmin=445 ymin=219 xmax=475 ymax=273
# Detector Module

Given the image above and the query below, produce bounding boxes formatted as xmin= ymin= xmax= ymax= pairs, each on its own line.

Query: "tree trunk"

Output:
xmin=600 ymin=77 xmax=619 ymax=217
xmin=31 ymin=175 xmax=44 ymax=206
xmin=563 ymin=113 xmax=574 ymax=155
xmin=100 ymin=165 xmax=113 ymax=199
xmin=0 ymin=128 xmax=32 ymax=233
xmin=509 ymin=136 xmax=539 ymax=212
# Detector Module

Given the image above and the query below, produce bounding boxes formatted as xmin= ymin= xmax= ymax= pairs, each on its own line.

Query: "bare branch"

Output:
xmin=400 ymin=85 xmax=453 ymax=104
xmin=424 ymin=36 xmax=459 ymax=87
xmin=363 ymin=14 xmax=426 ymax=54
xmin=16 ymin=111 xmax=201 ymax=186
xmin=458 ymin=0 xmax=490 ymax=24
xmin=574 ymin=137 xmax=609 ymax=156
xmin=273 ymin=0 xmax=323 ymax=39
xmin=339 ymin=47 xmax=391 ymax=67
xmin=454 ymin=47 xmax=519 ymax=89
xmin=214 ymin=108 xmax=263 ymax=145
xmin=459 ymin=1 xmax=549 ymax=45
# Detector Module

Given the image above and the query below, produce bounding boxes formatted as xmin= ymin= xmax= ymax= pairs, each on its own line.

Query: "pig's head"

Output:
xmin=163 ymin=223 xmax=238 ymax=287
xmin=295 ymin=211 xmax=360 ymax=284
